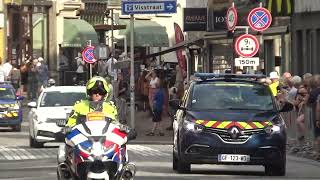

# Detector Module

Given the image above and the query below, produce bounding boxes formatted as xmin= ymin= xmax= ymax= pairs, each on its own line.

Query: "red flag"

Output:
xmin=174 ymin=23 xmax=187 ymax=78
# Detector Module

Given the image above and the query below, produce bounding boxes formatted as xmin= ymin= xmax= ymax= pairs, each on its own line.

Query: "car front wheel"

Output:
xmin=265 ymin=160 xmax=286 ymax=176
xmin=29 ymin=135 xmax=44 ymax=148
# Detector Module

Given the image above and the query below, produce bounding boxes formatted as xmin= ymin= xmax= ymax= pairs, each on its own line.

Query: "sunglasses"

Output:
xmin=90 ymin=89 xmax=107 ymax=96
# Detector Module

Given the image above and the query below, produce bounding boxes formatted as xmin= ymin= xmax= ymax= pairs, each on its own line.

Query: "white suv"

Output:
xmin=28 ymin=86 xmax=86 ymax=148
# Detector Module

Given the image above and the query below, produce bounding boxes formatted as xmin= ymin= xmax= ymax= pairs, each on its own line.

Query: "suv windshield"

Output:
xmin=40 ymin=91 xmax=86 ymax=107
xmin=0 ymin=87 xmax=15 ymax=100
xmin=191 ymin=82 xmax=274 ymax=111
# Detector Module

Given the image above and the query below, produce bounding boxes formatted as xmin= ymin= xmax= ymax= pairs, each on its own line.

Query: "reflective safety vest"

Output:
xmin=269 ymin=81 xmax=279 ymax=97
xmin=66 ymin=100 xmax=118 ymax=127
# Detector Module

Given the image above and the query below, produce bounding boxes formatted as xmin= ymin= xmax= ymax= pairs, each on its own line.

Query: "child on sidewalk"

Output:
xmin=146 ymin=81 xmax=165 ymax=136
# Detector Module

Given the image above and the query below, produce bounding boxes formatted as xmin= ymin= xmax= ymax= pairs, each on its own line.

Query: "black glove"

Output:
xmin=127 ymin=129 xmax=137 ymax=141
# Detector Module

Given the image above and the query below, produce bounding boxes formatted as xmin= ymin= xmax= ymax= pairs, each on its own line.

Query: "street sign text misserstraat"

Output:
xmin=121 ymin=0 xmax=177 ymax=15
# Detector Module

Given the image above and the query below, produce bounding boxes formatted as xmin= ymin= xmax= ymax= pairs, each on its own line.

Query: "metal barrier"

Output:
xmin=283 ymin=105 xmax=315 ymax=146
xmin=282 ymin=110 xmax=297 ymax=142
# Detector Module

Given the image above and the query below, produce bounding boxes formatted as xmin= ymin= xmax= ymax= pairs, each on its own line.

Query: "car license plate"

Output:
xmin=218 ymin=154 xmax=250 ymax=162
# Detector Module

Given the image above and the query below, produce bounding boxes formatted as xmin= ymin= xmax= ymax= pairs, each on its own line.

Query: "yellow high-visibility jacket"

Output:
xmin=269 ymin=81 xmax=279 ymax=97
xmin=66 ymin=100 xmax=118 ymax=127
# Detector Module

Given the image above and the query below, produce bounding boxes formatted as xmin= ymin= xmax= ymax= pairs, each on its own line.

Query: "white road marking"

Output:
xmin=0 ymin=145 xmax=170 ymax=161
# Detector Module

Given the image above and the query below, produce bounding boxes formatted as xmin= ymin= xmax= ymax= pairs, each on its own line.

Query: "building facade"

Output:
xmin=291 ymin=0 xmax=320 ymax=75
xmin=205 ymin=0 xmax=292 ymax=75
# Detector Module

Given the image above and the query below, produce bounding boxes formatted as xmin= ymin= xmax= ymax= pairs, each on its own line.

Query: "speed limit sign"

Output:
xmin=235 ymin=34 xmax=259 ymax=58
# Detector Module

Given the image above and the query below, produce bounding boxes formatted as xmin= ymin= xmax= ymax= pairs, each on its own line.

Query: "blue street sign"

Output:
xmin=121 ymin=0 xmax=177 ymax=15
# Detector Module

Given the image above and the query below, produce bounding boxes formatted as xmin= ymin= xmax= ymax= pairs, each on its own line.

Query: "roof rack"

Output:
xmin=194 ymin=73 xmax=267 ymax=81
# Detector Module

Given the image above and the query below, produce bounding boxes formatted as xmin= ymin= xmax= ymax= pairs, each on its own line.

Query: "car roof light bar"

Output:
xmin=0 ymin=81 xmax=12 ymax=85
xmin=194 ymin=73 xmax=267 ymax=81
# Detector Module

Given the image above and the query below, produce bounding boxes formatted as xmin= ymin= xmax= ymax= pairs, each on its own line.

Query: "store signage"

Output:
xmin=121 ymin=0 xmax=177 ymax=15
xmin=174 ymin=23 xmax=187 ymax=78
xmin=266 ymin=0 xmax=292 ymax=16
xmin=183 ymin=8 xmax=207 ymax=31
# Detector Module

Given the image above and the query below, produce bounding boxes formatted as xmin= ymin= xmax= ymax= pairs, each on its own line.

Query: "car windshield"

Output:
xmin=191 ymin=82 xmax=274 ymax=111
xmin=0 ymin=87 xmax=15 ymax=99
xmin=40 ymin=91 xmax=86 ymax=107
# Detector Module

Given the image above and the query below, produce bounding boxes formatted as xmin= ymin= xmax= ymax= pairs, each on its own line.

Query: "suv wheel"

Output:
xmin=12 ymin=124 xmax=21 ymax=132
xmin=29 ymin=136 xmax=44 ymax=148
xmin=265 ymin=160 xmax=286 ymax=176
xmin=176 ymin=158 xmax=191 ymax=174
xmin=173 ymin=149 xmax=178 ymax=170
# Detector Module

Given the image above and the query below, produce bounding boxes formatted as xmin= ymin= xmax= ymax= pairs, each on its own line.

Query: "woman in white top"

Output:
xmin=145 ymin=69 xmax=160 ymax=111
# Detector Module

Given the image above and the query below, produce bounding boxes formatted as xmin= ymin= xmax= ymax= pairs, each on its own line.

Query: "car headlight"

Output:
xmin=264 ymin=118 xmax=283 ymax=134
xmin=183 ymin=120 xmax=204 ymax=133
xmin=264 ymin=124 xmax=281 ymax=134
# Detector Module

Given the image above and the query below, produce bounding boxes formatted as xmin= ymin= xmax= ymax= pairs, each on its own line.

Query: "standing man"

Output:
xmin=59 ymin=50 xmax=69 ymax=85
xmin=27 ymin=59 xmax=39 ymax=100
xmin=36 ymin=57 xmax=49 ymax=91
xmin=75 ymin=52 xmax=86 ymax=85
xmin=269 ymin=71 xmax=280 ymax=97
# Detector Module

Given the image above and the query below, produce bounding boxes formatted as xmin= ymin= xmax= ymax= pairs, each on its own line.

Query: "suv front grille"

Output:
xmin=204 ymin=128 xmax=265 ymax=143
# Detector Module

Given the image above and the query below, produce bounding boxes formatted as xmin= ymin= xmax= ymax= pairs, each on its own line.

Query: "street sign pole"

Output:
xmin=130 ymin=14 xmax=135 ymax=130
xmin=88 ymin=40 xmax=93 ymax=78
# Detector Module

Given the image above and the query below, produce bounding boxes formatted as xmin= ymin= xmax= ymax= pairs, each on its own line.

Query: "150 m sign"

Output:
xmin=235 ymin=57 xmax=259 ymax=67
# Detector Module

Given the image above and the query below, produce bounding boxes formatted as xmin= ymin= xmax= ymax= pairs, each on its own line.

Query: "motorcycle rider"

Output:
xmin=59 ymin=76 xmax=118 ymax=163
xmin=66 ymin=76 xmax=118 ymax=128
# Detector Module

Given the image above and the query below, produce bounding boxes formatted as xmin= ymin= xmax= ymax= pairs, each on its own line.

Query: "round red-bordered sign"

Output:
xmin=235 ymin=34 xmax=260 ymax=58
xmin=82 ymin=46 xmax=97 ymax=64
xmin=247 ymin=7 xmax=272 ymax=32
xmin=226 ymin=6 xmax=238 ymax=31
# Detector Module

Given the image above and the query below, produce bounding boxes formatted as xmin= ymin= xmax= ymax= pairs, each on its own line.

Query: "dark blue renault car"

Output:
xmin=0 ymin=82 xmax=24 ymax=131
xmin=173 ymin=73 xmax=293 ymax=176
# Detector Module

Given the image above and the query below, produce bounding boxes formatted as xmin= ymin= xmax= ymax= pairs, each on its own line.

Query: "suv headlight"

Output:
xmin=264 ymin=124 xmax=281 ymax=134
xmin=183 ymin=120 xmax=204 ymax=133
xmin=264 ymin=118 xmax=283 ymax=134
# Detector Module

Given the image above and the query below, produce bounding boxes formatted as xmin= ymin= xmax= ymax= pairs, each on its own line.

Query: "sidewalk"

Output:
xmin=129 ymin=110 xmax=173 ymax=145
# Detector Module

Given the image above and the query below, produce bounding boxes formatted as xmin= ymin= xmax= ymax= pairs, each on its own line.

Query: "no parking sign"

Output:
xmin=247 ymin=7 xmax=272 ymax=32
xmin=82 ymin=46 xmax=97 ymax=64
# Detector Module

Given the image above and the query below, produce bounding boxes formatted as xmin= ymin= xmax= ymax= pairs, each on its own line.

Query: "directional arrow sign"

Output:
xmin=121 ymin=0 xmax=177 ymax=15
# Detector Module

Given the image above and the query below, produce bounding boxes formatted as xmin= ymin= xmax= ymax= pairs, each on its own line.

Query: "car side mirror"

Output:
xmin=27 ymin=102 xmax=37 ymax=108
xmin=16 ymin=95 xmax=24 ymax=101
xmin=280 ymin=102 xmax=293 ymax=112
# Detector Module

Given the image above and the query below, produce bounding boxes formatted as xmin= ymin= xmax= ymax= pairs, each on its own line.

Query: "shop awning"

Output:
xmin=117 ymin=19 xmax=169 ymax=47
xmin=62 ymin=19 xmax=99 ymax=48
xmin=145 ymin=38 xmax=204 ymax=58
